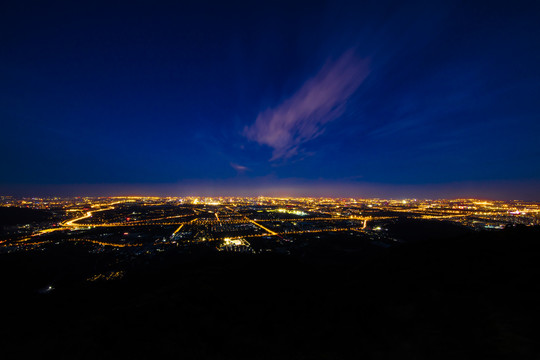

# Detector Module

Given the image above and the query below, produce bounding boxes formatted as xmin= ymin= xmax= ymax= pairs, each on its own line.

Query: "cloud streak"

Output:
xmin=244 ymin=50 xmax=369 ymax=160
xmin=230 ymin=162 xmax=249 ymax=173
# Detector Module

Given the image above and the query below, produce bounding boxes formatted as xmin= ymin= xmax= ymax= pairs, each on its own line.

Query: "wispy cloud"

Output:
xmin=230 ymin=162 xmax=249 ymax=173
xmin=244 ymin=50 xmax=369 ymax=160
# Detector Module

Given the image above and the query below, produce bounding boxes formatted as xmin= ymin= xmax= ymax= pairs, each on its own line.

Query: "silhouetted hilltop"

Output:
xmin=1 ymin=225 xmax=539 ymax=359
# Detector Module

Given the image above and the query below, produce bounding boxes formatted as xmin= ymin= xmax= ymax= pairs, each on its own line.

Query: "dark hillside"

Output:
xmin=1 ymin=226 xmax=539 ymax=359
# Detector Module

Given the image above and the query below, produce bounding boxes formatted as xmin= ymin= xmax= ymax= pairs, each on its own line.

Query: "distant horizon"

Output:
xmin=2 ymin=179 xmax=539 ymax=201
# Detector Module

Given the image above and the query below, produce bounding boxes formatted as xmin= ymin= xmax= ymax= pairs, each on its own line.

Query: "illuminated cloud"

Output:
xmin=244 ymin=50 xmax=369 ymax=160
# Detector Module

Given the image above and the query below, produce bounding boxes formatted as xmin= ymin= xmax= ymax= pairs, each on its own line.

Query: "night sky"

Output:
xmin=1 ymin=0 xmax=539 ymax=199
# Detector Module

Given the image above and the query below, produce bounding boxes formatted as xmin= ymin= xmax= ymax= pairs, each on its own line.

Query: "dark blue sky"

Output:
xmin=1 ymin=0 xmax=539 ymax=199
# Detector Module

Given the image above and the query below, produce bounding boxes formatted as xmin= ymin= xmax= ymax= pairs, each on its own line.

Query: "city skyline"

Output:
xmin=2 ymin=0 xmax=540 ymax=199
xmin=3 ymin=179 xmax=540 ymax=201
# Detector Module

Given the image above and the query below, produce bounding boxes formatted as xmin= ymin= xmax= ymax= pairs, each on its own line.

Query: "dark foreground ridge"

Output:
xmin=1 ymin=226 xmax=539 ymax=359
